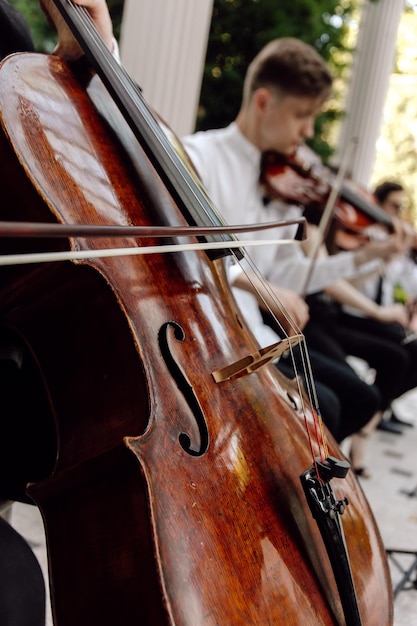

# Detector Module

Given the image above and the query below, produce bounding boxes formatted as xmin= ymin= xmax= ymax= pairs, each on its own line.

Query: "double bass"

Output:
xmin=0 ymin=2 xmax=393 ymax=624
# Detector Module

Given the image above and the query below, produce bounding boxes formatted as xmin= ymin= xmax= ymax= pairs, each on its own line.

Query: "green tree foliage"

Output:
xmin=9 ymin=0 xmax=54 ymax=50
xmin=197 ymin=0 xmax=356 ymax=161
xmin=8 ymin=0 xmax=124 ymax=52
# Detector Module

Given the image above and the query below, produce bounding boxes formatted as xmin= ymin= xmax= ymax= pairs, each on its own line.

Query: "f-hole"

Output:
xmin=158 ymin=321 xmax=209 ymax=457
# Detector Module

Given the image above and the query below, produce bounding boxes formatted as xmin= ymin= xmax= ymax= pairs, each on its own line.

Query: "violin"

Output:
xmin=0 ymin=2 xmax=393 ymax=625
xmin=260 ymin=148 xmax=394 ymax=245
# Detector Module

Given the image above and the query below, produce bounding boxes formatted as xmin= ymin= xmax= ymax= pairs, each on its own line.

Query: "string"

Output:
xmin=230 ymin=248 xmax=328 ymax=465
xmin=266 ymin=142 xmax=361 ymax=465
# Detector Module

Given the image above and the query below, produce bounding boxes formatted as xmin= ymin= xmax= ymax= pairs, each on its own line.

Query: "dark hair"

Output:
xmin=0 ymin=0 xmax=34 ymax=60
xmin=243 ymin=37 xmax=332 ymax=104
xmin=373 ymin=181 xmax=403 ymax=204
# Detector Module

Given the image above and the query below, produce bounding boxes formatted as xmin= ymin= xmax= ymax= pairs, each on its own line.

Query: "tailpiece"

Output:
xmin=300 ymin=456 xmax=363 ymax=626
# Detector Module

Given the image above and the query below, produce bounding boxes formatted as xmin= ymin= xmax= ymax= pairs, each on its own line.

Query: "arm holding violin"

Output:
xmin=303 ymin=223 xmax=410 ymax=326
xmin=324 ymin=279 xmax=410 ymax=327
xmin=351 ymin=216 xmax=415 ymax=268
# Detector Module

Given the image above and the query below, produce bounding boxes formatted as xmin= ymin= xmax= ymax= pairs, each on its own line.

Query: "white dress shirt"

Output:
xmin=183 ymin=123 xmax=367 ymax=295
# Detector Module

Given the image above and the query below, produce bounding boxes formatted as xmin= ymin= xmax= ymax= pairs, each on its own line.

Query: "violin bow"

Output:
xmin=299 ymin=139 xmax=359 ymax=297
xmin=0 ymin=218 xmax=305 ymax=240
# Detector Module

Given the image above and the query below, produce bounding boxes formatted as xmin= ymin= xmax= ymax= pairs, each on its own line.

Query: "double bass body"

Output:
xmin=0 ymin=50 xmax=392 ymax=625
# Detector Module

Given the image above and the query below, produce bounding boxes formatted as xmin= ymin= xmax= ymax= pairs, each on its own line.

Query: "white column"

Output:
xmin=119 ymin=0 xmax=213 ymax=138
xmin=334 ymin=0 xmax=404 ymax=186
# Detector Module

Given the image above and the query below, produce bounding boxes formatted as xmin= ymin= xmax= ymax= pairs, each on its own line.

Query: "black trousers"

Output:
xmin=277 ymin=346 xmax=381 ymax=443
xmin=338 ymin=313 xmax=417 ymax=403
xmin=304 ymin=314 xmax=413 ymax=411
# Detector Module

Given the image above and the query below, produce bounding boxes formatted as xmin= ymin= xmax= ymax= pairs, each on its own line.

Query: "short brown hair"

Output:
xmin=243 ymin=37 xmax=333 ymax=104
xmin=374 ymin=181 xmax=404 ymax=204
